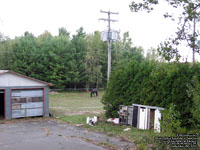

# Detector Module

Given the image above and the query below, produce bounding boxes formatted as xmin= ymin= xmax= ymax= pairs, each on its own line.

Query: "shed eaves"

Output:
xmin=132 ymin=103 xmax=164 ymax=110
xmin=0 ymin=70 xmax=53 ymax=86
xmin=0 ymin=70 xmax=9 ymax=74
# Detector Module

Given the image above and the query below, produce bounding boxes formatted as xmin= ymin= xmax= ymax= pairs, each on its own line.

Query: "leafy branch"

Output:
xmin=130 ymin=0 xmax=200 ymax=61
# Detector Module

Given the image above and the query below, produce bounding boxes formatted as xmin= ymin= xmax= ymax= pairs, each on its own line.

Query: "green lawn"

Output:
xmin=49 ymin=91 xmax=199 ymax=149
xmin=49 ymin=91 xmax=104 ymax=116
xmin=58 ymin=114 xmax=171 ymax=150
xmin=49 ymin=90 xmax=167 ymax=149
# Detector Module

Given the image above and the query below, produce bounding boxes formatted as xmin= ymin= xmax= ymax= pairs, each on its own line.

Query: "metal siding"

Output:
xmin=12 ymin=104 xmax=21 ymax=110
xmin=139 ymin=107 xmax=148 ymax=130
xmin=11 ymin=89 xmax=45 ymax=118
xmin=44 ymin=87 xmax=49 ymax=117
xmin=145 ymin=108 xmax=148 ymax=129
xmin=0 ymin=86 xmax=49 ymax=120
xmin=12 ymin=108 xmax=43 ymax=118
xmin=12 ymin=90 xmax=43 ymax=97
xmin=5 ymin=87 xmax=11 ymax=120
xmin=21 ymin=102 xmax=43 ymax=109
xmin=4 ymin=90 xmax=5 ymax=119
xmin=139 ymin=108 xmax=145 ymax=129
xmin=127 ymin=106 xmax=133 ymax=125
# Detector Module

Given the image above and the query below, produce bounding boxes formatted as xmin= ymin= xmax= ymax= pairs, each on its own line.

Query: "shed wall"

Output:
xmin=0 ymin=86 xmax=49 ymax=120
xmin=0 ymin=73 xmax=46 ymax=87
xmin=11 ymin=89 xmax=44 ymax=118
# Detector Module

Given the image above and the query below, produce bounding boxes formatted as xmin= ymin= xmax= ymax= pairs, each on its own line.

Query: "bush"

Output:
xmin=186 ymin=76 xmax=200 ymax=131
xmin=160 ymin=103 xmax=186 ymax=134
xmin=101 ymin=59 xmax=200 ymax=130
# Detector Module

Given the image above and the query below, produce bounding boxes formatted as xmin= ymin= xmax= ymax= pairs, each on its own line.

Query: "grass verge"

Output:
xmin=57 ymin=114 xmax=173 ymax=150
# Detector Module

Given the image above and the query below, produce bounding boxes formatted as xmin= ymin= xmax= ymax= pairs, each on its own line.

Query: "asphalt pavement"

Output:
xmin=0 ymin=119 xmax=135 ymax=150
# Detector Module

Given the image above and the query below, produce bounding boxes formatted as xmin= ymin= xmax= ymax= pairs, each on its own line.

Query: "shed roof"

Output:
xmin=132 ymin=103 xmax=164 ymax=110
xmin=0 ymin=70 xmax=53 ymax=87
xmin=0 ymin=70 xmax=9 ymax=74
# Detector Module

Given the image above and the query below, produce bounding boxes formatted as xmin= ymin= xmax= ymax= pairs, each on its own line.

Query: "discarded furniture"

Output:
xmin=119 ymin=104 xmax=164 ymax=132
xmin=86 ymin=116 xmax=98 ymax=126
xmin=119 ymin=105 xmax=134 ymax=126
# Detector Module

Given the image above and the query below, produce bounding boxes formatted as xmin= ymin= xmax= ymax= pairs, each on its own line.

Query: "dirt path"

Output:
xmin=50 ymin=106 xmax=103 ymax=109
xmin=0 ymin=119 xmax=135 ymax=150
xmin=50 ymin=106 xmax=105 ymax=116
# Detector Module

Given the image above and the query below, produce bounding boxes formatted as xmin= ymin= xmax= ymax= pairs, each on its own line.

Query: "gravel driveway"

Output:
xmin=0 ymin=119 xmax=135 ymax=150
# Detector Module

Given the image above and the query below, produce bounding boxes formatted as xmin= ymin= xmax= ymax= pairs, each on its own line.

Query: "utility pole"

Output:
xmin=99 ymin=10 xmax=118 ymax=82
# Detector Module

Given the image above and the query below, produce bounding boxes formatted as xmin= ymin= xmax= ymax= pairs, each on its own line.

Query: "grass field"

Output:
xmin=49 ymin=91 xmax=200 ymax=149
xmin=49 ymin=91 xmax=162 ymax=149
xmin=57 ymin=114 xmax=170 ymax=150
xmin=49 ymin=91 xmax=104 ymax=116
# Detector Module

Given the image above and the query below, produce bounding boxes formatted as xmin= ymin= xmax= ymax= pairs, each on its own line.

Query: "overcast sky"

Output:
xmin=0 ymin=0 xmax=198 ymax=61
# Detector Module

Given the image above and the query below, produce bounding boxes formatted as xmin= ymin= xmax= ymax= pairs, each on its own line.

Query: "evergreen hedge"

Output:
xmin=101 ymin=59 xmax=200 ymax=129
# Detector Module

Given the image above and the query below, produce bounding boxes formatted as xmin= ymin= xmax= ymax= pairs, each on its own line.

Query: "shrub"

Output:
xmin=186 ymin=76 xmax=200 ymax=131
xmin=160 ymin=103 xmax=186 ymax=134
xmin=101 ymin=59 xmax=200 ymax=130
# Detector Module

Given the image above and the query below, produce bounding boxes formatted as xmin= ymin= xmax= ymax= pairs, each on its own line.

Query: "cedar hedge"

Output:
xmin=101 ymin=59 xmax=200 ymax=129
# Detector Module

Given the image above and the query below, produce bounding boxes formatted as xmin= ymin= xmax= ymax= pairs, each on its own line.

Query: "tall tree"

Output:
xmin=130 ymin=0 xmax=200 ymax=61
xmin=85 ymin=31 xmax=106 ymax=88
xmin=71 ymin=27 xmax=87 ymax=89
xmin=112 ymin=32 xmax=144 ymax=66
xmin=0 ymin=33 xmax=13 ymax=69
xmin=58 ymin=27 xmax=70 ymax=37
xmin=35 ymin=30 xmax=73 ymax=88
xmin=146 ymin=48 xmax=165 ymax=62
xmin=10 ymin=32 xmax=38 ymax=76
xmin=0 ymin=29 xmax=145 ymax=89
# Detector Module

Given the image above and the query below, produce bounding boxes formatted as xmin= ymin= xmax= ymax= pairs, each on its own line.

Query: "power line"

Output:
xmin=0 ymin=50 xmax=107 ymax=57
xmin=0 ymin=50 xmax=108 ymax=64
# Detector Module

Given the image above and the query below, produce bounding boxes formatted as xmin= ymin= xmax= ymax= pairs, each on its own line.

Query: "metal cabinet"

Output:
xmin=119 ymin=104 xmax=164 ymax=132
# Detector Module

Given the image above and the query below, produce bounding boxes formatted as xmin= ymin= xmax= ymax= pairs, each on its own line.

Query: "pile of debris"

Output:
xmin=119 ymin=104 xmax=164 ymax=133
xmin=86 ymin=104 xmax=164 ymax=133
xmin=86 ymin=116 xmax=98 ymax=126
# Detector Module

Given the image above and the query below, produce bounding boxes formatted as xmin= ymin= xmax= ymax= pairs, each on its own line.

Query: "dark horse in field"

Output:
xmin=90 ymin=88 xmax=98 ymax=97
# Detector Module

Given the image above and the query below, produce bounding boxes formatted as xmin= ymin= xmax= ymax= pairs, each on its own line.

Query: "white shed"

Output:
xmin=0 ymin=70 xmax=52 ymax=120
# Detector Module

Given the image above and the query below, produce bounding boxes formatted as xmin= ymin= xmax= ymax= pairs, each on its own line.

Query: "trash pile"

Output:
xmin=86 ymin=116 xmax=98 ymax=126
xmin=86 ymin=116 xmax=120 ymax=126
xmin=107 ymin=118 xmax=119 ymax=124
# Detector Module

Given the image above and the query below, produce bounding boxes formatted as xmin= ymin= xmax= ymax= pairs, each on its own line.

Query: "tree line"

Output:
xmin=0 ymin=27 xmax=144 ymax=89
